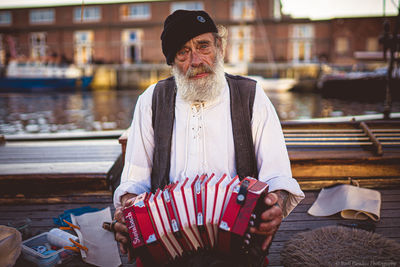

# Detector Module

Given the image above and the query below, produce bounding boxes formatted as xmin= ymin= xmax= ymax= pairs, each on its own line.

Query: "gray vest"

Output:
xmin=150 ymin=73 xmax=257 ymax=193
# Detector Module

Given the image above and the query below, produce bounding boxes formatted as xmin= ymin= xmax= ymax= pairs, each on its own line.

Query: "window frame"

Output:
xmin=335 ymin=37 xmax=350 ymax=55
xmin=29 ymin=9 xmax=55 ymax=24
xmin=121 ymin=3 xmax=151 ymax=21
xmin=74 ymin=6 xmax=101 ymax=23
xmin=230 ymin=0 xmax=255 ymax=21
xmin=0 ymin=11 xmax=12 ymax=26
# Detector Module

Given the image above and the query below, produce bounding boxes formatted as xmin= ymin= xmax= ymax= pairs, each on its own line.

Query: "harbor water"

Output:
xmin=0 ymin=88 xmax=399 ymax=136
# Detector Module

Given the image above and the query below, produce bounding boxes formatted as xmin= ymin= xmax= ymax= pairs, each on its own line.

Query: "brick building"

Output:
xmin=0 ymin=0 xmax=395 ymax=67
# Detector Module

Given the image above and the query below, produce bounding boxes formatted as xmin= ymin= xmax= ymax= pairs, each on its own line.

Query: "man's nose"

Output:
xmin=190 ymin=50 xmax=202 ymax=67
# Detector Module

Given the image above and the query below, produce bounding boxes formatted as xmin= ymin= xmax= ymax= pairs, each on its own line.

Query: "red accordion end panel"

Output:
xmin=123 ymin=174 xmax=269 ymax=266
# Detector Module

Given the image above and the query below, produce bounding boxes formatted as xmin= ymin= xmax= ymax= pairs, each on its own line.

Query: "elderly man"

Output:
xmin=113 ymin=9 xmax=304 ymax=266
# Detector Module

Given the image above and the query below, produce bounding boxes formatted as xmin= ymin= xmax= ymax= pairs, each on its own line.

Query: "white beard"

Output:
xmin=172 ymin=52 xmax=225 ymax=103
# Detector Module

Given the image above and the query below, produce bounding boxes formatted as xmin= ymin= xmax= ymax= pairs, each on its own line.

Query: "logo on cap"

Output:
xmin=197 ymin=16 xmax=206 ymax=23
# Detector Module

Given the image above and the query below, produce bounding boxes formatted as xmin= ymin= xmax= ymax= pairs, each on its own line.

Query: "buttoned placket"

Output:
xmin=186 ymin=102 xmax=205 ymax=174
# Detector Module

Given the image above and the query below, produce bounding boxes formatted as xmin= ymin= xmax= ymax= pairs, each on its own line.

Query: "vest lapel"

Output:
xmin=151 ymin=77 xmax=176 ymax=192
xmin=226 ymin=73 xmax=258 ymax=180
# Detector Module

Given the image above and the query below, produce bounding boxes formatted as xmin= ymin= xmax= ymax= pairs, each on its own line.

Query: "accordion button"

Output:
xmin=244 ymin=239 xmax=250 ymax=245
xmin=251 ymin=214 xmax=256 ymax=219
xmin=249 ymin=221 xmax=255 ymax=226
xmin=246 ymin=233 xmax=251 ymax=239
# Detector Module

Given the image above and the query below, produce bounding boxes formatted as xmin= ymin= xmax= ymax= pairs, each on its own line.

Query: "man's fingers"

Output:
xmin=124 ymin=197 xmax=135 ymax=208
xmin=249 ymin=225 xmax=278 ymax=236
xmin=262 ymin=235 xmax=273 ymax=251
xmin=260 ymin=205 xmax=282 ymax=221
xmin=119 ymin=242 xmax=127 ymax=255
xmin=264 ymin=192 xmax=278 ymax=206
xmin=115 ymin=231 xmax=130 ymax=244
xmin=257 ymin=219 xmax=281 ymax=233
xmin=114 ymin=221 xmax=129 ymax=235
xmin=114 ymin=208 xmax=125 ymax=223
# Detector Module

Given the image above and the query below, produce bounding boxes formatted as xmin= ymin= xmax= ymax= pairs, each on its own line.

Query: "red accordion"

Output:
xmin=123 ymin=174 xmax=269 ymax=266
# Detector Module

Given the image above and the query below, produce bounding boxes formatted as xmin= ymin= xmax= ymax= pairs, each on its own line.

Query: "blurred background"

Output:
xmin=0 ymin=0 xmax=399 ymax=135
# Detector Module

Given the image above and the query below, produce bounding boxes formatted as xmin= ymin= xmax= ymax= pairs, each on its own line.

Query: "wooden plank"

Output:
xmin=285 ymin=133 xmax=367 ymax=137
xmin=288 ymin=149 xmax=400 ymax=159
xmin=0 ymin=191 xmax=112 ymax=207
xmin=0 ymin=139 xmax=121 ymax=197
xmin=0 ymin=157 xmax=119 ymax=164
xmin=292 ymin=162 xmax=400 ymax=178
xmin=0 ymin=161 xmax=116 ymax=175
xmin=4 ymin=139 xmax=120 ymax=146
xmin=2 ymin=188 xmax=399 ymax=267
xmin=285 ymin=209 xmax=400 ymax=221
xmin=0 ymin=177 xmax=109 ymax=196
xmin=360 ymin=121 xmax=383 ymax=155
xmin=4 ymin=130 xmax=124 ymax=141
xmin=0 ymin=146 xmax=120 ymax=161
xmin=297 ymin=178 xmax=400 ymax=190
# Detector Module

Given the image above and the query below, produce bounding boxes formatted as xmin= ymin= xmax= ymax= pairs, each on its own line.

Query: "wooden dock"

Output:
xmin=1 ymin=188 xmax=399 ymax=266
xmin=1 ymin=120 xmax=400 ymax=266
xmin=285 ymin=120 xmax=400 ymax=189
xmin=0 ymin=133 xmax=122 ymax=198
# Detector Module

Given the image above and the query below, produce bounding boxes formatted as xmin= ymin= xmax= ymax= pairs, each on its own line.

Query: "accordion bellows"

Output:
xmin=123 ymin=174 xmax=269 ymax=266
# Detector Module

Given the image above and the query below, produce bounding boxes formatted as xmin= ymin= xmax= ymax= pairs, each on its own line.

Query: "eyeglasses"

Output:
xmin=175 ymin=41 xmax=215 ymax=62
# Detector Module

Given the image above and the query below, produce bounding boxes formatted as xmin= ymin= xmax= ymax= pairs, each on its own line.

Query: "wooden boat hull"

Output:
xmin=320 ymin=77 xmax=400 ymax=100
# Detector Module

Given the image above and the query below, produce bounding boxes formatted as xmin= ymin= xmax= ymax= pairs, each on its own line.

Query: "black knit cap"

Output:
xmin=161 ymin=10 xmax=218 ymax=65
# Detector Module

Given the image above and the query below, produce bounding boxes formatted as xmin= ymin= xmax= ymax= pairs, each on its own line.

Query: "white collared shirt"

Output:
xmin=114 ymin=78 xmax=304 ymax=217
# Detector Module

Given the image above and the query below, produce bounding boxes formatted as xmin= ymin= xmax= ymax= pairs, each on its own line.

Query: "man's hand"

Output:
xmin=249 ymin=190 xmax=288 ymax=251
xmin=113 ymin=193 xmax=137 ymax=262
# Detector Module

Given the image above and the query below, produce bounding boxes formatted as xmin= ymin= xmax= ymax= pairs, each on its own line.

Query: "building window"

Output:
xmin=228 ymin=25 xmax=254 ymax=64
xmin=121 ymin=4 xmax=150 ymax=20
xmin=292 ymin=24 xmax=314 ymax=39
xmin=122 ymin=29 xmax=143 ymax=64
xmin=30 ymin=9 xmax=55 ymax=24
xmin=171 ymin=1 xmax=204 ymax=12
xmin=231 ymin=0 xmax=255 ymax=21
xmin=74 ymin=6 xmax=101 ymax=22
xmin=74 ymin=31 xmax=94 ymax=65
xmin=0 ymin=11 xmax=12 ymax=26
xmin=30 ymin=32 xmax=47 ymax=59
xmin=366 ymin=37 xmax=378 ymax=51
xmin=291 ymin=24 xmax=314 ymax=62
xmin=335 ymin=37 xmax=349 ymax=55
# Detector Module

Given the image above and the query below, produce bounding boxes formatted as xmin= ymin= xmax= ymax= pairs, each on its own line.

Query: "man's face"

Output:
xmin=172 ymin=32 xmax=225 ymax=104
xmin=173 ymin=32 xmax=220 ymax=77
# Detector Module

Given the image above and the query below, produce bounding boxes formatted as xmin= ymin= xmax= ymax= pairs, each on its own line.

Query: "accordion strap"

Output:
xmin=151 ymin=74 xmax=258 ymax=193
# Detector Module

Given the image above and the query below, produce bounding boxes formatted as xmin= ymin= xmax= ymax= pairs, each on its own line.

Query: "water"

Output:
xmin=0 ymin=88 xmax=399 ymax=135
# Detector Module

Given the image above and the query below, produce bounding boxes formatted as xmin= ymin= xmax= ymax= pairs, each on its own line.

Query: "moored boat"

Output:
xmin=0 ymin=60 xmax=93 ymax=91
xmin=317 ymin=67 xmax=400 ymax=99
xmin=246 ymin=75 xmax=297 ymax=92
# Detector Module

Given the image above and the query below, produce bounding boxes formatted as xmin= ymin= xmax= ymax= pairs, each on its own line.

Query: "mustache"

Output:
xmin=186 ymin=64 xmax=213 ymax=78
